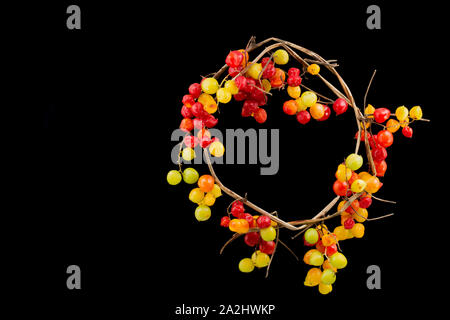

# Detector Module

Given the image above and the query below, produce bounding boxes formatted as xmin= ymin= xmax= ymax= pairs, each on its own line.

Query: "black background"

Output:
xmin=3 ymin=0 xmax=446 ymax=317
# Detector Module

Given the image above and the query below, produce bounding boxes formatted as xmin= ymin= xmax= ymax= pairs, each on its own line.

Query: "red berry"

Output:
xmin=235 ymin=76 xmax=248 ymax=91
xmin=254 ymin=108 xmax=267 ymax=123
xmin=243 ymin=213 xmax=254 ymax=226
xmin=242 ymin=100 xmax=259 ymax=117
xmin=359 ymin=196 xmax=372 ymax=209
xmin=233 ymin=91 xmax=248 ymax=102
xmin=183 ymin=135 xmax=199 ymax=148
xmin=220 ymin=216 xmax=230 ymax=227
xmin=244 ymin=232 xmax=261 ymax=247
xmin=191 ymin=102 xmax=205 ymax=118
xmin=244 ymin=78 xmax=256 ymax=94
xmin=333 ymin=180 xmax=349 ymax=196
xmin=374 ymin=160 xmax=387 ymax=177
xmin=344 ymin=218 xmax=355 ymax=230
xmin=181 ymin=105 xmax=193 ymax=118
xmin=287 ymin=75 xmax=302 ymax=87
xmin=369 ymin=134 xmax=379 ymax=149
xmin=259 ymin=240 xmax=275 ymax=255
xmin=228 ymin=66 xmax=243 ymax=77
xmin=333 ymin=98 xmax=348 ymax=115
xmin=182 ymin=94 xmax=195 ymax=107
xmin=256 ymin=216 xmax=271 ymax=229
xmin=200 ymin=136 xmax=212 ymax=148
xmin=325 ymin=243 xmax=338 ymax=256
xmin=377 ymin=130 xmax=394 ymax=148
xmin=193 ymin=118 xmax=204 ymax=130
xmin=188 ymin=83 xmax=202 ymax=98
xmin=372 ymin=146 xmax=388 ymax=162
xmin=296 ymin=110 xmax=311 ymax=124
xmin=373 ymin=108 xmax=391 ymax=123
xmin=180 ymin=118 xmax=194 ymax=132
xmin=402 ymin=126 xmax=413 ymax=138
xmin=355 ymin=130 xmax=371 ymax=141
xmin=204 ymin=115 xmax=218 ymax=128
xmin=225 ymin=50 xmax=244 ymax=68
xmin=317 ymin=105 xmax=331 ymax=121
xmin=288 ymin=68 xmax=300 ymax=77
xmin=315 ymin=240 xmax=325 ymax=254
xmin=262 ymin=63 xmax=276 ymax=79
xmin=345 ymin=199 xmax=359 ymax=214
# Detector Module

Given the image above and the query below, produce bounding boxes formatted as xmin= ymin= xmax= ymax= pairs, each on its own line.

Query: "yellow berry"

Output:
xmin=247 ymin=62 xmax=263 ymax=80
xmin=216 ymin=88 xmax=232 ymax=104
xmin=182 ymin=148 xmax=196 ymax=161
xmin=335 ymin=164 xmax=352 ymax=182
xmin=365 ymin=104 xmax=375 ymax=118
xmin=307 ymin=64 xmax=320 ymax=75
xmin=295 ymin=97 xmax=308 ymax=111
xmin=395 ymin=106 xmax=409 ymax=121
xmin=198 ymin=93 xmax=217 ymax=114
xmin=209 ymin=141 xmax=225 ymax=157
xmin=351 ymin=179 xmax=367 ymax=193
xmin=224 ymin=80 xmax=239 ymax=95
xmin=301 ymin=91 xmax=318 ymax=108
xmin=273 ymin=49 xmax=289 ymax=65
xmin=194 ymin=205 xmax=211 ymax=221
xmin=189 ymin=188 xmax=205 ymax=204
xmin=409 ymin=106 xmax=422 ymax=120
xmin=238 ymin=258 xmax=255 ymax=273
xmin=353 ymin=208 xmax=368 ymax=223
xmin=201 ymin=77 xmax=219 ymax=94
xmin=334 ymin=226 xmax=348 ymax=241
xmin=287 ymin=86 xmax=301 ymax=99
xmin=211 ymin=184 xmax=222 ymax=198
xmin=318 ymin=283 xmax=333 ymax=295
xmin=352 ymin=223 xmax=365 ymax=238
xmin=202 ymin=192 xmax=216 ymax=206
xmin=261 ymin=79 xmax=271 ymax=92
xmin=251 ymin=250 xmax=271 ymax=268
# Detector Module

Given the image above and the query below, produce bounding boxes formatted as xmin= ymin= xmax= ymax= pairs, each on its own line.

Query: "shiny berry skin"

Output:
xmin=259 ymin=240 xmax=275 ymax=255
xmin=244 ymin=232 xmax=261 ymax=247
xmin=303 ymin=236 xmax=315 ymax=247
xmin=183 ymin=135 xmax=199 ymax=148
xmin=333 ymin=180 xmax=349 ymax=196
xmin=257 ymin=216 xmax=271 ymax=229
xmin=315 ymin=240 xmax=325 ymax=254
xmin=288 ymin=68 xmax=300 ymax=77
xmin=345 ymin=199 xmax=359 ymax=214
xmin=199 ymin=136 xmax=212 ymax=148
xmin=373 ymin=108 xmax=391 ymax=123
xmin=374 ymin=160 xmax=387 ymax=177
xmin=233 ymin=91 xmax=248 ymax=101
xmin=402 ymin=126 xmax=413 ymax=138
xmin=182 ymin=94 xmax=195 ymax=107
xmin=225 ymin=50 xmax=244 ymax=68
xmin=181 ymin=105 xmax=193 ymax=118
xmin=204 ymin=115 xmax=218 ymax=128
xmin=318 ymin=105 xmax=331 ymax=121
xmin=191 ymin=102 xmax=205 ymax=118
xmin=198 ymin=174 xmax=215 ymax=192
xmin=358 ymin=196 xmax=372 ymax=209
xmin=254 ymin=108 xmax=267 ymax=123
xmin=283 ymin=100 xmax=298 ymax=115
xmin=333 ymin=98 xmax=348 ymax=115
xmin=228 ymin=66 xmax=243 ymax=77
xmin=220 ymin=216 xmax=230 ymax=227
xmin=296 ymin=110 xmax=311 ymax=124
xmin=368 ymin=134 xmax=379 ymax=148
xmin=377 ymin=130 xmax=394 ymax=148
xmin=344 ymin=218 xmax=355 ymax=229
xmin=287 ymin=75 xmax=302 ymax=87
xmin=242 ymin=100 xmax=259 ymax=117
xmin=235 ymin=76 xmax=248 ymax=91
xmin=180 ymin=118 xmax=194 ymax=132
xmin=244 ymin=78 xmax=256 ymax=94
xmin=310 ymin=103 xmax=325 ymax=120
xmin=372 ymin=146 xmax=388 ymax=162
xmin=242 ymin=213 xmax=254 ymax=226
xmin=188 ymin=83 xmax=202 ymax=98
xmin=262 ymin=63 xmax=276 ymax=79
xmin=325 ymin=243 xmax=337 ymax=256
xmin=270 ymin=68 xmax=285 ymax=88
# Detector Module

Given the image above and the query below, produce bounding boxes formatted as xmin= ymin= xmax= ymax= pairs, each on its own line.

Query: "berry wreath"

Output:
xmin=166 ymin=37 xmax=429 ymax=295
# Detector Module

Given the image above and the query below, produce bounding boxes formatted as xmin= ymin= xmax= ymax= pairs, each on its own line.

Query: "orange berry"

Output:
xmin=198 ymin=175 xmax=215 ymax=192
xmin=310 ymin=103 xmax=325 ymax=120
xmin=270 ymin=68 xmax=286 ymax=88
xmin=283 ymin=100 xmax=298 ymax=115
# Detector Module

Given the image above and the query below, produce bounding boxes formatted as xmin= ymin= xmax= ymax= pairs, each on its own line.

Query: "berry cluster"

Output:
xmin=220 ymin=200 xmax=277 ymax=273
xmin=167 ymin=37 xmax=427 ymax=295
